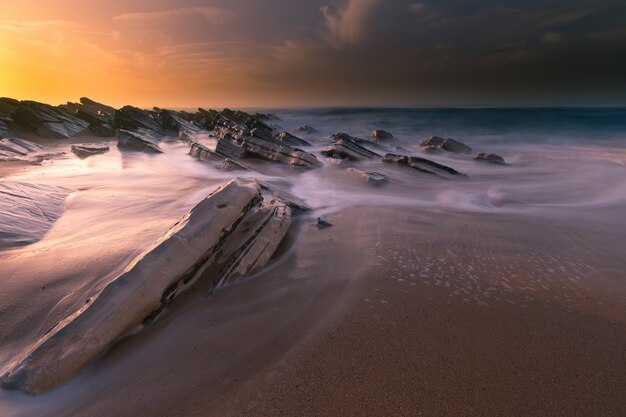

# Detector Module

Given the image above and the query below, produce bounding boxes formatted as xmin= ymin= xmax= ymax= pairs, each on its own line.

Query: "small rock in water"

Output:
xmin=473 ymin=152 xmax=507 ymax=165
xmin=317 ymin=217 xmax=333 ymax=228
xmin=71 ymin=143 xmax=110 ymax=158
xmin=294 ymin=125 xmax=318 ymax=134
xmin=420 ymin=135 xmax=472 ymax=154
xmin=372 ymin=129 xmax=393 ymax=142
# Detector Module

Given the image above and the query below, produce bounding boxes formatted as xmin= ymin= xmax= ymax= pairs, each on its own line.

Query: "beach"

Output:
xmin=1 ymin=107 xmax=625 ymax=416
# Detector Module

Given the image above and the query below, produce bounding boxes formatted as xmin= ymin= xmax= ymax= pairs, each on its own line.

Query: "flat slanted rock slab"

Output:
xmin=347 ymin=168 xmax=389 ymax=186
xmin=1 ymin=178 xmax=294 ymax=394
xmin=241 ymin=136 xmax=323 ymax=169
xmin=71 ymin=143 xmax=110 ymax=158
xmin=0 ymin=138 xmax=43 ymax=161
xmin=0 ymin=182 xmax=71 ymax=247
xmin=383 ymin=153 xmax=467 ymax=178
xmin=117 ymin=129 xmax=163 ymax=153
xmin=420 ymin=135 xmax=472 ymax=154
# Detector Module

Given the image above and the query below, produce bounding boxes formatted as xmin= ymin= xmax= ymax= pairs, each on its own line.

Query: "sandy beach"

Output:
xmin=2 ymin=203 xmax=624 ymax=416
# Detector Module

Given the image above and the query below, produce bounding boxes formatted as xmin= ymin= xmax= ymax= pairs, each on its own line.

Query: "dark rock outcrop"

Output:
xmin=116 ymin=129 xmax=163 ymax=153
xmin=473 ymin=152 xmax=507 ymax=165
xmin=239 ymin=136 xmax=322 ymax=169
xmin=322 ymin=134 xmax=381 ymax=161
xmin=372 ymin=130 xmax=393 ymax=142
xmin=383 ymin=153 xmax=467 ymax=178
xmin=71 ymin=143 xmax=110 ymax=158
xmin=158 ymin=109 xmax=203 ymax=142
xmin=0 ymin=178 xmax=294 ymax=394
xmin=420 ymin=135 xmax=472 ymax=154
xmin=11 ymin=101 xmax=90 ymax=139
xmin=62 ymin=98 xmax=116 ymax=137
xmin=114 ymin=106 xmax=165 ymax=137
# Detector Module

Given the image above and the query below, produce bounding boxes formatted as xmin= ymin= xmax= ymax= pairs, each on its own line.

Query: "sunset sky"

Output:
xmin=1 ymin=0 xmax=625 ymax=108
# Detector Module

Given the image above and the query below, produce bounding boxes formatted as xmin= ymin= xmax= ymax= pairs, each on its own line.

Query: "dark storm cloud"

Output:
xmin=249 ymin=0 xmax=626 ymax=105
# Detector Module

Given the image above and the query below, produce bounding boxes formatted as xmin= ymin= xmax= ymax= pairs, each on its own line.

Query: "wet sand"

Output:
xmin=2 ymin=205 xmax=624 ymax=417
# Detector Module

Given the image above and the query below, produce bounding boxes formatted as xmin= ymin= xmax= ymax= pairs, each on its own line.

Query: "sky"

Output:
xmin=1 ymin=0 xmax=625 ymax=108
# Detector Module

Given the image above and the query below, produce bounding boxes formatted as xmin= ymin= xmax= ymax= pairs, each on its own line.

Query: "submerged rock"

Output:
xmin=71 ymin=143 xmax=110 ymax=158
xmin=1 ymin=178 xmax=294 ymax=394
xmin=0 ymin=138 xmax=43 ymax=161
xmin=420 ymin=135 xmax=472 ymax=154
xmin=372 ymin=130 xmax=393 ymax=142
xmin=116 ymin=129 xmax=163 ymax=153
xmin=474 ymin=152 xmax=507 ymax=165
xmin=0 ymin=182 xmax=71 ymax=247
xmin=347 ymin=168 xmax=389 ymax=186
xmin=294 ymin=125 xmax=318 ymax=134
xmin=323 ymin=134 xmax=381 ymax=161
xmin=188 ymin=142 xmax=251 ymax=171
xmin=239 ymin=136 xmax=322 ymax=169
xmin=317 ymin=217 xmax=333 ymax=228
xmin=383 ymin=153 xmax=467 ymax=178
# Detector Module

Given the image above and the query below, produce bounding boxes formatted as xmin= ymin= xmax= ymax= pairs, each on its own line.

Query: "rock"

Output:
xmin=71 ymin=143 xmax=110 ymax=158
xmin=294 ymin=125 xmax=318 ymax=134
xmin=420 ymin=135 xmax=472 ymax=154
xmin=116 ymin=129 xmax=163 ymax=153
xmin=277 ymin=131 xmax=311 ymax=147
xmin=252 ymin=112 xmax=280 ymax=121
xmin=474 ymin=152 xmax=507 ymax=165
xmin=317 ymin=217 xmax=333 ymax=228
xmin=11 ymin=101 xmax=90 ymax=139
xmin=372 ymin=130 xmax=393 ymax=142
xmin=256 ymin=180 xmax=312 ymax=212
xmin=216 ymin=137 xmax=249 ymax=159
xmin=322 ymin=135 xmax=381 ymax=161
xmin=0 ymin=182 xmax=71 ymax=247
xmin=0 ymin=178 xmax=293 ymax=394
xmin=194 ymin=108 xmax=220 ymax=130
xmin=158 ymin=109 xmax=203 ymax=142
xmin=220 ymin=108 xmax=252 ymax=126
xmin=188 ymin=142 xmax=251 ymax=171
xmin=0 ymin=138 xmax=43 ymax=161
xmin=240 ymin=136 xmax=323 ymax=169
xmin=347 ymin=168 xmax=389 ymax=186
xmin=219 ymin=158 xmax=250 ymax=171
xmin=62 ymin=97 xmax=116 ymax=137
xmin=114 ymin=106 xmax=165 ymax=137
xmin=383 ymin=153 xmax=467 ymax=178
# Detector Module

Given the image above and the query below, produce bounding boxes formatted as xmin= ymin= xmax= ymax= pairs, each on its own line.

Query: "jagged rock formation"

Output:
xmin=0 ymin=182 xmax=71 ymax=247
xmin=347 ymin=168 xmax=389 ymax=186
xmin=114 ymin=106 xmax=165 ymax=137
xmin=188 ymin=142 xmax=251 ymax=171
xmin=420 ymin=135 xmax=472 ymax=154
xmin=116 ymin=129 xmax=163 ymax=153
xmin=158 ymin=109 xmax=203 ymax=142
xmin=71 ymin=143 xmax=110 ymax=158
xmin=0 ymin=138 xmax=43 ymax=161
xmin=383 ymin=153 xmax=467 ymax=178
xmin=372 ymin=130 xmax=393 ymax=142
xmin=11 ymin=101 xmax=90 ymax=139
xmin=474 ymin=152 xmax=507 ymax=165
xmin=1 ymin=178 xmax=298 ymax=394
xmin=62 ymin=98 xmax=116 ymax=137
xmin=322 ymin=133 xmax=381 ymax=161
